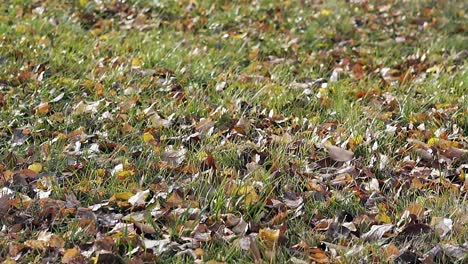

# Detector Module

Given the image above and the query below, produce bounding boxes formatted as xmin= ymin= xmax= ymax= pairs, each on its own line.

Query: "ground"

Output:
xmin=0 ymin=0 xmax=467 ymax=263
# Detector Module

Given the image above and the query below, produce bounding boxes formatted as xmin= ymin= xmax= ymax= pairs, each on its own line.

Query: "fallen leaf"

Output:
xmin=142 ymin=132 xmax=155 ymax=143
xmin=399 ymin=223 xmax=432 ymax=237
xmin=143 ymin=238 xmax=170 ymax=255
xmin=362 ymin=224 xmax=394 ymax=241
xmin=259 ymin=228 xmax=280 ymax=248
xmin=406 ymin=203 xmax=424 ymax=219
xmin=128 ymin=190 xmax=150 ymax=207
xmin=439 ymin=243 xmax=468 ymax=259
xmin=308 ymin=247 xmax=330 ymax=264
xmin=431 ymin=217 xmax=452 ymax=237
xmin=35 ymin=102 xmax=50 ymax=114
xmin=324 ymin=143 xmax=354 ymax=162
xmin=62 ymin=247 xmax=80 ymax=263
xmin=95 ymin=251 xmax=125 ymax=264
xmin=166 ymin=191 xmax=183 ymax=207
xmin=382 ymin=244 xmax=400 ymax=259
xmin=162 ymin=146 xmax=187 ymax=166
xmin=28 ymin=162 xmax=43 ymax=173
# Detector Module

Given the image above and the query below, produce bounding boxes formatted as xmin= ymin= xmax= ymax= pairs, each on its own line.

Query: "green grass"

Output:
xmin=0 ymin=0 xmax=467 ymax=263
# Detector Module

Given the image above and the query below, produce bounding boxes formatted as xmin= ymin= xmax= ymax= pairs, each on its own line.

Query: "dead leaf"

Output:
xmin=95 ymin=251 xmax=125 ymax=264
xmin=324 ymin=143 xmax=354 ymax=162
xmin=128 ymin=190 xmax=150 ymax=207
xmin=0 ymin=194 xmax=11 ymax=218
xmin=62 ymin=247 xmax=80 ymax=263
xmin=399 ymin=223 xmax=432 ymax=237
xmin=362 ymin=224 xmax=394 ymax=241
xmin=35 ymin=102 xmax=50 ymax=114
xmin=405 ymin=203 xmax=424 ymax=219
xmin=143 ymin=238 xmax=170 ymax=255
xmin=28 ymin=162 xmax=43 ymax=173
xmin=382 ymin=244 xmax=400 ymax=259
xmin=166 ymin=190 xmax=183 ymax=208
xmin=308 ymin=247 xmax=330 ymax=264
xmin=431 ymin=217 xmax=452 ymax=237
xmin=162 ymin=145 xmax=187 ymax=166
xmin=259 ymin=228 xmax=280 ymax=248
xmin=439 ymin=243 xmax=468 ymax=259
xmin=249 ymin=236 xmax=262 ymax=263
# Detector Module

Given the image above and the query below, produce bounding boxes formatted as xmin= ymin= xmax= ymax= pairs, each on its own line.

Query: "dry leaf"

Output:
xmin=259 ymin=228 xmax=280 ymax=248
xmin=324 ymin=143 xmax=354 ymax=162
xmin=35 ymin=102 xmax=50 ymax=114
xmin=162 ymin=146 xmax=187 ymax=166
xmin=28 ymin=163 xmax=43 ymax=173
xmin=128 ymin=190 xmax=150 ymax=207
xmin=62 ymin=247 xmax=80 ymax=263
xmin=362 ymin=224 xmax=394 ymax=241
xmin=431 ymin=217 xmax=453 ymax=237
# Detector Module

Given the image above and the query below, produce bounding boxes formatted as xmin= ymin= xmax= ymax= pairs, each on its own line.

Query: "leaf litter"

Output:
xmin=0 ymin=0 xmax=467 ymax=263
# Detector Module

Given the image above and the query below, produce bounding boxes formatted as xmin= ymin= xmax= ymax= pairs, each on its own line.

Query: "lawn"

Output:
xmin=0 ymin=0 xmax=467 ymax=263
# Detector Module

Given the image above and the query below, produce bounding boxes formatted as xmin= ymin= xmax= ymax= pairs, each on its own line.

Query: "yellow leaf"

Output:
xmin=79 ymin=0 xmax=88 ymax=7
xmin=427 ymin=137 xmax=439 ymax=146
xmin=131 ymin=58 xmax=142 ymax=68
xmin=81 ymin=79 xmax=94 ymax=89
xmin=194 ymin=248 xmax=204 ymax=258
xmin=238 ymin=186 xmax=259 ymax=206
xmin=245 ymin=190 xmax=259 ymax=206
xmin=116 ymin=170 xmax=135 ymax=180
xmin=320 ymin=9 xmax=332 ymax=16
xmin=259 ymin=228 xmax=280 ymax=248
xmin=96 ymin=169 xmax=106 ymax=177
xmin=378 ymin=213 xmax=392 ymax=224
xmin=95 ymin=82 xmax=104 ymax=97
xmin=28 ymin=163 xmax=43 ymax=173
xmin=348 ymin=135 xmax=363 ymax=150
xmin=142 ymin=132 xmax=155 ymax=143
xmin=113 ymin=192 xmax=134 ymax=200
xmin=382 ymin=244 xmax=400 ymax=259
xmin=62 ymin=247 xmax=80 ymax=263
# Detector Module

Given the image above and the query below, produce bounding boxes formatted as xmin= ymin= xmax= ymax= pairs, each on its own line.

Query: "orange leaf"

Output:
xmin=62 ymin=247 xmax=80 ymax=263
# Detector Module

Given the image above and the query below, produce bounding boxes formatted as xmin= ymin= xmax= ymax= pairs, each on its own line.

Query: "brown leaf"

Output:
xmin=440 ymin=147 xmax=468 ymax=159
xmin=0 ymin=194 xmax=11 ymax=217
xmin=0 ymin=92 xmax=5 ymax=108
xmin=399 ymin=223 xmax=432 ymax=237
xmin=62 ymin=247 xmax=80 ymax=263
xmin=35 ymin=102 xmax=50 ymax=115
xmin=405 ymin=203 xmax=424 ymax=219
xmin=324 ymin=143 xmax=354 ymax=162
xmin=308 ymin=248 xmax=330 ymax=264
xmin=195 ymin=118 xmax=214 ymax=134
xmin=382 ymin=244 xmax=400 ymax=259
xmin=96 ymin=251 xmax=125 ymax=264
xmin=249 ymin=236 xmax=263 ymax=263
xmin=134 ymin=221 xmax=157 ymax=234
xmin=233 ymin=117 xmax=250 ymax=135
xmin=166 ymin=190 xmax=183 ymax=208
xmin=9 ymin=242 xmax=26 ymax=257
xmin=232 ymin=217 xmax=248 ymax=235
